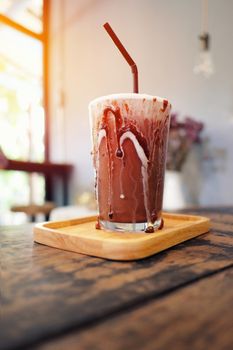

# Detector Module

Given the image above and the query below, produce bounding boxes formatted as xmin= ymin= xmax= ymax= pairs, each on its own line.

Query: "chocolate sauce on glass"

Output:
xmin=90 ymin=95 xmax=171 ymax=233
xmin=101 ymin=107 xmax=149 ymax=159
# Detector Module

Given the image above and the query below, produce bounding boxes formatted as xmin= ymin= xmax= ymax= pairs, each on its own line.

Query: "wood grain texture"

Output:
xmin=37 ymin=268 xmax=233 ymax=350
xmin=34 ymin=213 xmax=210 ymax=260
xmin=1 ymin=209 xmax=233 ymax=350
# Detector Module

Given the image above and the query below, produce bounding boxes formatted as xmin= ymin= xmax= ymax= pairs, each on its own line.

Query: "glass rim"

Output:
xmin=89 ymin=93 xmax=170 ymax=109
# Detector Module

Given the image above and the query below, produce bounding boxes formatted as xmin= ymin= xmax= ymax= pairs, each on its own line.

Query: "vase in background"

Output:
xmin=163 ymin=170 xmax=186 ymax=210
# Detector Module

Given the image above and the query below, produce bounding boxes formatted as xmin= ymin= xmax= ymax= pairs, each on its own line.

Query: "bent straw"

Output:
xmin=103 ymin=22 xmax=139 ymax=93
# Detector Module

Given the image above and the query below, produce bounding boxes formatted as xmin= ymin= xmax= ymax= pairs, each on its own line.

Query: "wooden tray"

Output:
xmin=34 ymin=213 xmax=210 ymax=261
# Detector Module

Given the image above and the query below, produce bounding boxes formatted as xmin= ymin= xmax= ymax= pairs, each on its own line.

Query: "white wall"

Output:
xmin=49 ymin=0 xmax=233 ymax=206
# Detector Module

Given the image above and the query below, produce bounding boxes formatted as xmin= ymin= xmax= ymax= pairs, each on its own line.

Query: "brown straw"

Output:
xmin=103 ymin=22 xmax=139 ymax=93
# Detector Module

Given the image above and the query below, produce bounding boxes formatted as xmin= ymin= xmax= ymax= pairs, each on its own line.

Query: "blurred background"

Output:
xmin=0 ymin=0 xmax=233 ymax=224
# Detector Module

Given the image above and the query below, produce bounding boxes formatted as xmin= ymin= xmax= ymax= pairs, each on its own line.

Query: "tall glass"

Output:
xmin=89 ymin=93 xmax=171 ymax=232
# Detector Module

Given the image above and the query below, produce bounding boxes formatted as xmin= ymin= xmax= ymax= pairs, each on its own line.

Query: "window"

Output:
xmin=0 ymin=0 xmax=49 ymax=224
xmin=0 ymin=0 xmax=43 ymax=33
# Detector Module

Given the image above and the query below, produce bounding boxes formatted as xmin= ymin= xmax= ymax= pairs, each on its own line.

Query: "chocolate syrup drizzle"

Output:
xmin=101 ymin=107 xmax=149 ymax=159
xmin=95 ymin=100 xmax=170 ymax=233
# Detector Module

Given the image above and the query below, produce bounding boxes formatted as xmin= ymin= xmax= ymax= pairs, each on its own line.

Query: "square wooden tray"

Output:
xmin=34 ymin=213 xmax=210 ymax=261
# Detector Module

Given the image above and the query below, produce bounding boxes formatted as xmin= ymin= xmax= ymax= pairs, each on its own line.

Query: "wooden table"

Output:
xmin=1 ymin=208 xmax=233 ymax=350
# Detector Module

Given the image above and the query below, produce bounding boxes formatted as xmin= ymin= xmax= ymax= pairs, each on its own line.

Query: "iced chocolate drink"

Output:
xmin=89 ymin=93 xmax=171 ymax=232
